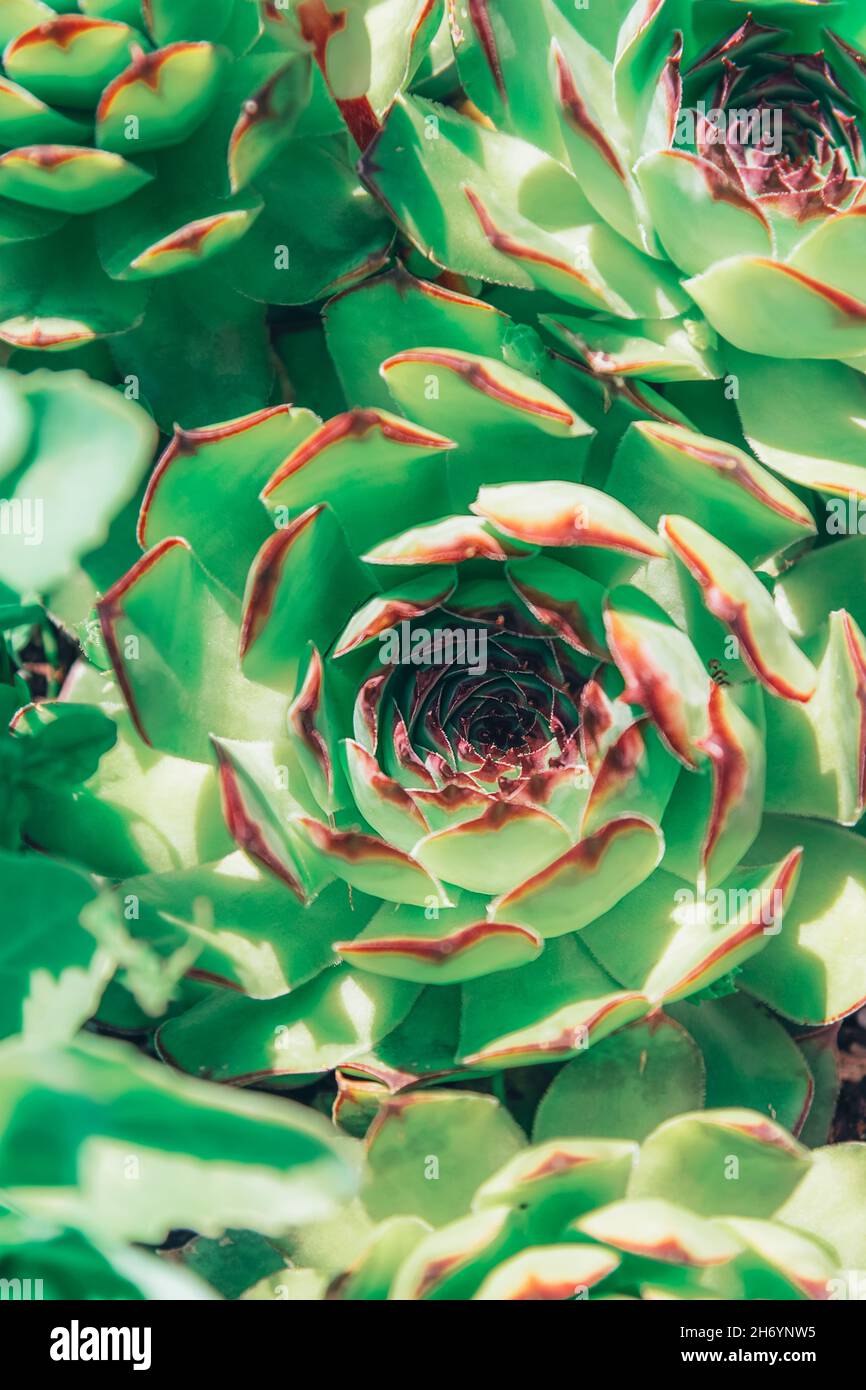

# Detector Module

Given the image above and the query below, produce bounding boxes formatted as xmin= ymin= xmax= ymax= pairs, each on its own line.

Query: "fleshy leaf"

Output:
xmin=388 ymin=1206 xmax=521 ymax=1300
xmin=96 ymin=41 xmax=227 ymax=154
xmin=121 ymin=851 xmax=350 ymax=999
xmin=295 ymin=0 xmax=444 ymax=145
xmin=362 ymin=1091 xmax=525 ymax=1228
xmin=241 ymin=506 xmax=373 ymax=693
xmin=458 ymin=935 xmax=649 ymax=1070
xmin=686 ymin=256 xmax=866 ymax=360
xmin=342 ymin=737 xmax=431 ymax=852
xmin=414 ymin=801 xmax=572 ymax=896
xmin=473 ymin=1136 xmax=637 ymax=1232
xmin=636 ymin=150 xmax=772 ymax=276
xmin=0 ymin=145 xmax=150 ymax=214
xmin=603 ymin=586 xmax=710 ymax=767
xmin=775 ymin=538 xmax=866 ymax=640
xmin=506 ymin=555 xmax=608 ymax=658
xmin=764 ymin=612 xmax=866 ymax=825
xmin=109 ymin=268 xmax=274 ymax=430
xmin=222 ymin=136 xmax=393 ymax=305
xmin=0 ymin=1033 xmax=357 ymax=1242
xmin=0 ymin=76 xmax=91 ymax=147
xmin=97 ymin=540 xmax=289 ymax=760
xmin=581 ymin=852 xmax=802 ymax=1005
xmin=0 ymin=222 xmax=147 ymax=348
xmin=605 ymin=420 xmax=816 ymax=567
xmin=661 ymin=515 xmax=817 ymax=703
xmin=575 ymin=1196 xmax=743 ymax=1281
xmin=324 ymin=266 xmax=514 ymax=410
xmin=732 ymin=352 xmax=866 ymax=499
xmin=139 ymin=404 xmax=321 ymax=597
xmin=156 ymin=963 xmax=421 ymax=1086
xmin=332 ymin=569 xmax=456 ymax=658
xmin=472 ymin=481 xmax=665 ymax=558
xmin=489 ymin=814 xmax=663 ymax=937
xmin=668 ymin=994 xmax=813 ymax=1137
xmin=720 ymin=1216 xmax=840 ymax=1302
xmin=661 ymin=684 xmax=766 ymax=888
xmin=337 ymin=892 xmax=543 ymax=985
xmin=210 ymin=736 xmax=325 ymax=903
xmin=328 ymin=1216 xmax=430 ymax=1300
xmin=581 ymin=718 xmax=679 ymax=836
xmin=360 ymin=93 xmax=688 ymax=318
xmin=260 ymin=407 xmax=455 ymax=557
xmin=0 ymin=851 xmax=114 ymax=1044
xmin=627 ymin=1109 xmax=810 ymax=1217
xmin=293 ymin=814 xmax=452 ymax=909
xmin=381 ymin=347 xmax=593 ymax=508
xmin=534 ymin=1014 xmax=706 ymax=1143
xmin=365 ymin=514 xmax=535 ymax=568
xmin=739 ymin=816 xmax=866 ymax=1025
xmin=4 ymin=15 xmax=147 ymax=109
xmin=473 ymin=1244 xmax=619 ymax=1300
xmin=542 ymin=309 xmax=723 ymax=383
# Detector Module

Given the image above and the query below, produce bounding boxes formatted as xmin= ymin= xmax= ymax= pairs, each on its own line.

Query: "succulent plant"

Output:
xmin=437 ymin=0 xmax=866 ymax=358
xmin=3 ymin=260 xmax=853 ymax=1147
xmin=2 ymin=0 xmax=866 ymax=1305
xmin=278 ymin=1094 xmax=866 ymax=1301
xmin=0 ymin=599 xmax=357 ymax=1298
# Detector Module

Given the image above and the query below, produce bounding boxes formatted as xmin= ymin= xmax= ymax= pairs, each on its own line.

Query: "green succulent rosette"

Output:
xmin=2 ymin=0 xmax=866 ymax=1306
xmin=433 ymin=0 xmax=866 ymax=358
xmin=351 ymin=0 xmax=866 ymax=508
xmin=270 ymin=1095 xmax=866 ymax=1301
xmin=8 ymin=260 xmax=858 ymax=1142
xmin=4 ymin=0 xmax=866 ymax=546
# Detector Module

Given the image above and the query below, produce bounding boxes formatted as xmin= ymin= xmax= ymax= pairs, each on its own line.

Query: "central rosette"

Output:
xmin=369 ymin=614 xmax=586 ymax=788
xmin=322 ymin=570 xmax=603 ymax=901
xmin=681 ymin=15 xmax=866 ymax=222
xmin=257 ymin=432 xmax=681 ymax=961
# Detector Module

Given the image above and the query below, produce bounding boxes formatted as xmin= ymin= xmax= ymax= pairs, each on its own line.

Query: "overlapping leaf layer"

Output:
xmin=1 ymin=0 xmax=866 ymax=1301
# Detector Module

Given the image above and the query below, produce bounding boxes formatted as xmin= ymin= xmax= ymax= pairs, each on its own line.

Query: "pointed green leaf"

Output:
xmin=97 ymin=541 xmax=289 ymax=761
xmin=4 ymin=15 xmax=146 ymax=109
xmin=490 ymin=814 xmax=663 ymax=937
xmin=605 ymin=420 xmax=816 ymax=566
xmin=686 ymin=256 xmax=866 ymax=360
xmin=662 ymin=515 xmax=817 ymax=703
xmin=336 ymin=892 xmax=543 ymax=985
xmin=636 ymin=150 xmax=772 ymax=276
xmin=121 ymin=851 xmax=348 ymax=999
xmin=156 ymin=963 xmax=420 ymax=1085
xmin=582 ymin=852 xmax=801 ymax=1005
xmin=260 ymin=407 xmax=455 ymax=557
xmin=96 ymin=40 xmax=226 ymax=153
xmin=733 ymin=353 xmax=866 ymax=499
xmin=739 ymin=816 xmax=866 ymax=1025
xmin=459 ymin=935 xmax=649 ymax=1069
xmin=139 ymin=404 xmax=320 ymax=597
